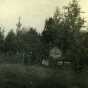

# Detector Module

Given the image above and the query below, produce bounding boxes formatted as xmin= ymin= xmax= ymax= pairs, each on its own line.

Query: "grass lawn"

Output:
xmin=0 ymin=64 xmax=87 ymax=88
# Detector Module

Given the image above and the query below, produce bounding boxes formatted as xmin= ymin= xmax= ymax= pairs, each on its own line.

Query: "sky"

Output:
xmin=0 ymin=0 xmax=88 ymax=33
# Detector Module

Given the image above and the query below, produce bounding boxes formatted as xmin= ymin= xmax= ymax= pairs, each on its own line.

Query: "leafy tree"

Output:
xmin=18 ymin=28 xmax=42 ymax=64
xmin=0 ymin=27 xmax=4 ymax=53
xmin=41 ymin=0 xmax=85 ymax=70
xmin=42 ymin=8 xmax=64 ymax=45
xmin=4 ymin=30 xmax=17 ymax=54
xmin=41 ymin=8 xmax=65 ymax=63
xmin=80 ymin=32 xmax=88 ymax=66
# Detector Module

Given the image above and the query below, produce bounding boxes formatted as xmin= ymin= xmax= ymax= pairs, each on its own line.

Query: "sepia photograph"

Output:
xmin=0 ymin=0 xmax=87 ymax=88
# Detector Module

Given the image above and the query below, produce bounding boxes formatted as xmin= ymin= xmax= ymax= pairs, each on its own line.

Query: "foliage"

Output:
xmin=4 ymin=30 xmax=17 ymax=54
xmin=0 ymin=0 xmax=87 ymax=71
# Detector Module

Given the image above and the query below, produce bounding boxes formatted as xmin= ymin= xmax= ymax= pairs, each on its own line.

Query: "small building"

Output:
xmin=41 ymin=47 xmax=64 ymax=66
xmin=49 ymin=46 xmax=63 ymax=66
xmin=49 ymin=47 xmax=62 ymax=59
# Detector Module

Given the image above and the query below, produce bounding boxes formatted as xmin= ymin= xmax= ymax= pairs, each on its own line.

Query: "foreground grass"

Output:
xmin=0 ymin=64 xmax=87 ymax=88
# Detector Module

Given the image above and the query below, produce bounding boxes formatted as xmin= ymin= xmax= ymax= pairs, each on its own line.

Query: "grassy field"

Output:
xmin=0 ymin=64 xmax=87 ymax=88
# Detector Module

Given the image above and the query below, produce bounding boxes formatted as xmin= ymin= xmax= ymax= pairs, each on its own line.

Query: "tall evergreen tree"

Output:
xmin=62 ymin=0 xmax=85 ymax=71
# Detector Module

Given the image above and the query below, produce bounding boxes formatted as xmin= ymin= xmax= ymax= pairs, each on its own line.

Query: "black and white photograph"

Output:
xmin=0 ymin=0 xmax=87 ymax=88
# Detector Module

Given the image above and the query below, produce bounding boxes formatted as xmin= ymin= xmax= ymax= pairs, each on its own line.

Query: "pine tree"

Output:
xmin=63 ymin=0 xmax=85 ymax=71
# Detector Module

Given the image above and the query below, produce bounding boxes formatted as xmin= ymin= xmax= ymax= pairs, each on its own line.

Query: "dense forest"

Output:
xmin=0 ymin=0 xmax=87 ymax=72
xmin=0 ymin=0 xmax=88 ymax=88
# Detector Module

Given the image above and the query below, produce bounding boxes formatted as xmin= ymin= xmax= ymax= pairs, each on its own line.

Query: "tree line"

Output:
xmin=0 ymin=0 xmax=87 ymax=71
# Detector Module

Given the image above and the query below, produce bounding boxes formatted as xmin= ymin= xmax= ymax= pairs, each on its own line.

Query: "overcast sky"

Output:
xmin=0 ymin=0 xmax=87 ymax=32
